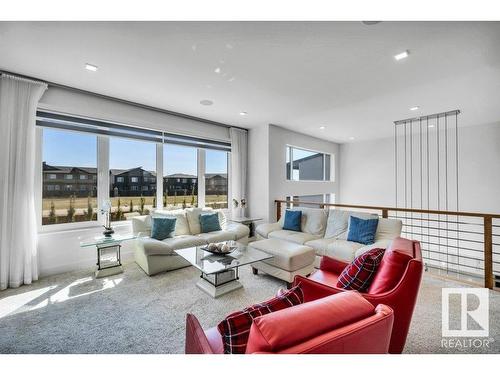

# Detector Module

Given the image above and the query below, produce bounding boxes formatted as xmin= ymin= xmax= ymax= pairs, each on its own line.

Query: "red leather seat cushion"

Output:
xmin=308 ymin=269 xmax=339 ymax=287
xmin=205 ymin=327 xmax=224 ymax=354
xmin=217 ymin=284 xmax=304 ymax=354
xmin=246 ymin=291 xmax=375 ymax=353
xmin=368 ymin=238 xmax=414 ymax=294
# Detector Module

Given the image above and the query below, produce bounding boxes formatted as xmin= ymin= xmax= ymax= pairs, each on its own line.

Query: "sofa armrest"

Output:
xmin=255 ymin=222 xmax=282 ymax=238
xmin=320 ymin=256 xmax=349 ymax=274
xmin=185 ymin=314 xmax=214 ymax=354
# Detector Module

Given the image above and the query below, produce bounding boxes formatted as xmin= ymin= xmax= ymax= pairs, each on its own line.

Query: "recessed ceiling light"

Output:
xmin=349 ymin=136 xmax=355 ymax=140
xmin=319 ymin=126 xmax=325 ymax=130
xmin=394 ymin=50 xmax=409 ymax=61
xmin=410 ymin=106 xmax=420 ymax=111
xmin=200 ymin=99 xmax=213 ymax=106
xmin=239 ymin=111 xmax=248 ymax=116
xmin=85 ymin=63 xmax=98 ymax=72
xmin=428 ymin=124 xmax=435 ymax=128
xmin=214 ymin=67 xmax=221 ymax=74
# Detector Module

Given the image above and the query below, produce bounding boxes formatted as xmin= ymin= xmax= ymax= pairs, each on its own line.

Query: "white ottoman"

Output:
xmin=249 ymin=238 xmax=316 ymax=284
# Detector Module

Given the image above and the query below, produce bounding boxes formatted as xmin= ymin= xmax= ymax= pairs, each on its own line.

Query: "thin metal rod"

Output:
xmin=394 ymin=109 xmax=461 ymax=125
xmin=395 ymin=124 xmax=398 ymax=208
xmin=445 ymin=113 xmax=449 ymax=274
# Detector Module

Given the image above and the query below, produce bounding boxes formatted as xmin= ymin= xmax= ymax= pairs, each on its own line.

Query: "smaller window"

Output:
xmin=80 ymin=185 xmax=87 ymax=191
xmin=48 ymin=174 xmax=57 ymax=180
xmin=80 ymin=175 xmax=87 ymax=180
xmin=131 ymin=177 xmax=139 ymax=183
xmin=116 ymin=176 xmax=124 ymax=183
xmin=286 ymin=146 xmax=332 ymax=181
xmin=65 ymin=174 xmax=74 ymax=180
xmin=54 ymin=185 xmax=60 ymax=191
xmin=176 ymin=178 xmax=180 ymax=183
xmin=92 ymin=175 xmax=97 ymax=180
xmin=142 ymin=186 xmax=148 ymax=191
xmin=47 ymin=185 xmax=55 ymax=191
xmin=131 ymin=186 xmax=139 ymax=191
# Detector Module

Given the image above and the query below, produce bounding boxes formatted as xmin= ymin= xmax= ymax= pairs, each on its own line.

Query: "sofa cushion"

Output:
xmin=250 ymin=238 xmax=315 ymax=272
xmin=153 ymin=209 xmax=190 ymax=236
xmin=268 ymin=230 xmax=321 ymax=245
xmin=139 ymin=235 xmax=206 ymax=256
xmin=347 ymin=216 xmax=379 ymax=245
xmin=217 ymin=284 xmax=304 ymax=354
xmin=304 ymin=238 xmax=337 ymax=256
xmin=130 ymin=215 xmax=152 ymax=236
xmin=223 ymin=222 xmax=250 ymax=240
xmin=196 ymin=230 xmax=235 ymax=243
xmin=368 ymin=238 xmax=415 ymax=294
xmin=283 ymin=210 xmax=302 ymax=231
xmin=354 ymin=240 xmax=393 ymax=258
xmin=278 ymin=207 xmax=328 ymax=235
xmin=151 ymin=217 xmax=177 ymax=240
xmin=375 ymin=218 xmax=402 ymax=241
xmin=200 ymin=212 xmax=222 ymax=233
xmin=325 ymin=240 xmax=364 ymax=262
xmin=324 ymin=209 xmax=350 ymax=239
xmin=255 ymin=222 xmax=282 ymax=238
xmin=337 ymin=248 xmax=385 ymax=291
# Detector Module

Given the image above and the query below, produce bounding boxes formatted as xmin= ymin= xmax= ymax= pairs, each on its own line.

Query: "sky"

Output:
xmin=43 ymin=128 xmax=227 ymax=175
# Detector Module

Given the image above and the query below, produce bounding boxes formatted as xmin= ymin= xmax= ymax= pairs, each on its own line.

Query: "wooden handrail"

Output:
xmin=275 ymin=199 xmax=498 ymax=289
xmin=274 ymin=200 xmax=500 ymax=219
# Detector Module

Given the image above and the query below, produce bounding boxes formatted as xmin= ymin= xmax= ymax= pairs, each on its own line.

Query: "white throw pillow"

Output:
xmin=153 ymin=209 xmax=190 ymax=236
xmin=185 ymin=207 xmax=204 ymax=234
xmin=324 ymin=209 xmax=350 ymax=239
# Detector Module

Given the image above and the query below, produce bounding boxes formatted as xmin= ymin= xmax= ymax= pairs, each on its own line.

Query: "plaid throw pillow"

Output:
xmin=217 ymin=284 xmax=304 ymax=354
xmin=337 ymin=248 xmax=385 ymax=291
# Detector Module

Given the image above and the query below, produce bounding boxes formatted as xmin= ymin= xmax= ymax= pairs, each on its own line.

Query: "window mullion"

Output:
xmin=97 ymin=135 xmax=109 ymax=224
xmin=156 ymin=143 xmax=163 ymax=209
xmin=197 ymin=148 xmax=206 ymax=208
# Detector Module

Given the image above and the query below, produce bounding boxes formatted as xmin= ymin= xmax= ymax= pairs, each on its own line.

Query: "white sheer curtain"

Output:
xmin=229 ymin=128 xmax=248 ymax=218
xmin=0 ymin=74 xmax=47 ymax=290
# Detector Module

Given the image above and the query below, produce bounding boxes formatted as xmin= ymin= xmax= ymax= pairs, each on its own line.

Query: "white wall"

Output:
xmin=340 ymin=122 xmax=500 ymax=213
xmin=248 ymin=124 xmax=340 ymax=222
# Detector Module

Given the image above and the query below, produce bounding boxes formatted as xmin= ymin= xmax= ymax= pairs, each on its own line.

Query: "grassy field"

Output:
xmin=42 ymin=195 xmax=228 ymax=216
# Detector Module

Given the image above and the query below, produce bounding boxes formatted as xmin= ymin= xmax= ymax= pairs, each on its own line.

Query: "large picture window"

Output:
xmin=163 ymin=144 xmax=198 ymax=209
xmin=205 ymin=149 xmax=228 ymax=209
xmin=109 ymin=137 xmax=157 ymax=221
xmin=286 ymin=146 xmax=331 ymax=181
xmin=42 ymin=128 xmax=97 ymax=225
xmin=38 ymin=110 xmax=233 ymax=228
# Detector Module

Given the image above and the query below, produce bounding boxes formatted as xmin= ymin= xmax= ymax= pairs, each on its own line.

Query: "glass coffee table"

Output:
xmin=175 ymin=243 xmax=273 ymax=298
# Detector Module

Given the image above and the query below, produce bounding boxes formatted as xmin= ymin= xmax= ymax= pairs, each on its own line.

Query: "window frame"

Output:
xmin=285 ymin=145 xmax=334 ymax=182
xmin=37 ymin=126 xmax=232 ymax=233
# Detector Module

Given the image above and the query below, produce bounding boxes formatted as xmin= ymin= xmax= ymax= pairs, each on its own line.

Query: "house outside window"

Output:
xmin=80 ymin=175 xmax=87 ymax=180
xmin=286 ymin=146 xmax=332 ymax=181
xmin=131 ymin=177 xmax=139 ymax=183
xmin=116 ymin=176 xmax=124 ymax=183
xmin=48 ymin=174 xmax=57 ymax=180
xmin=65 ymin=174 xmax=73 ymax=180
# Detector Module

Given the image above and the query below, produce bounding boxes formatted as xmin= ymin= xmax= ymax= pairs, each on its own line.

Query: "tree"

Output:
xmin=190 ymin=194 xmax=195 ymax=207
xmin=49 ymin=201 xmax=57 ymax=224
xmin=83 ymin=195 xmax=93 ymax=220
xmin=153 ymin=196 xmax=156 ymax=208
xmin=173 ymin=191 xmax=177 ymax=206
xmin=116 ymin=198 xmax=123 ymax=221
xmin=129 ymin=199 xmax=134 ymax=213
xmin=163 ymin=193 xmax=167 ymax=207
xmin=140 ymin=195 xmax=145 ymax=215
xmin=182 ymin=198 xmax=187 ymax=209
xmin=67 ymin=195 xmax=76 ymax=222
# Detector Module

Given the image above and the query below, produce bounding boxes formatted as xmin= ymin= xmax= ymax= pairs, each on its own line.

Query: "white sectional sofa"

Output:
xmin=256 ymin=207 xmax=402 ymax=267
xmin=130 ymin=207 xmax=250 ymax=275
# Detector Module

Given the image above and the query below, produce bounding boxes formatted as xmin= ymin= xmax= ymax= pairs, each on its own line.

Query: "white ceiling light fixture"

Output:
xmin=410 ymin=106 xmax=420 ymax=111
xmin=214 ymin=67 xmax=221 ymax=74
xmin=394 ymin=50 xmax=409 ymax=61
xmin=200 ymin=99 xmax=214 ymax=106
xmin=349 ymin=136 xmax=355 ymax=140
xmin=239 ymin=111 xmax=248 ymax=116
xmin=428 ymin=124 xmax=435 ymax=128
xmin=319 ymin=126 xmax=325 ymax=130
xmin=85 ymin=63 xmax=98 ymax=72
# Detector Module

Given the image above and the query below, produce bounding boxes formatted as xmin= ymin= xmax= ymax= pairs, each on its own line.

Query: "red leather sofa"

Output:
xmin=185 ymin=290 xmax=394 ymax=354
xmin=294 ymin=237 xmax=423 ymax=354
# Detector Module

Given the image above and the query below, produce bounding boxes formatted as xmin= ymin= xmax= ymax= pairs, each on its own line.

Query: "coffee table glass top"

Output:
xmin=79 ymin=233 xmax=137 ymax=247
xmin=175 ymin=243 xmax=273 ymax=275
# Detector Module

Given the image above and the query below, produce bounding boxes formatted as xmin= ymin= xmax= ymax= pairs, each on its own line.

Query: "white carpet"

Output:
xmin=0 ymin=261 xmax=498 ymax=354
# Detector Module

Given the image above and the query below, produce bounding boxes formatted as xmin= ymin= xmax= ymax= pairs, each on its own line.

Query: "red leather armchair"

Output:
xmin=186 ymin=291 xmax=394 ymax=354
xmin=294 ymin=237 xmax=423 ymax=354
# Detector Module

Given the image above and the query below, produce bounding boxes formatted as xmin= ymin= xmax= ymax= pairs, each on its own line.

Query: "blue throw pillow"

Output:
xmin=151 ymin=217 xmax=177 ymax=240
xmin=200 ymin=212 xmax=221 ymax=233
xmin=283 ymin=210 xmax=302 ymax=232
xmin=347 ymin=216 xmax=379 ymax=245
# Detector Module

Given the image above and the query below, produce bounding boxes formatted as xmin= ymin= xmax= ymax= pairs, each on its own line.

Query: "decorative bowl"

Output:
xmin=200 ymin=242 xmax=237 ymax=255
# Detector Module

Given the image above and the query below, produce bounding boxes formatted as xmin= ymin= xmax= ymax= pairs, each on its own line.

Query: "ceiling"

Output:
xmin=1 ymin=21 xmax=500 ymax=143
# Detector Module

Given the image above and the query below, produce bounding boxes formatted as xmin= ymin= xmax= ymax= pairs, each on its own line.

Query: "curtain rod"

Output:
xmin=394 ymin=109 xmax=461 ymax=125
xmin=0 ymin=69 xmax=247 ymax=132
